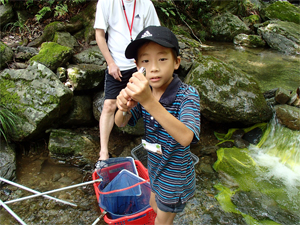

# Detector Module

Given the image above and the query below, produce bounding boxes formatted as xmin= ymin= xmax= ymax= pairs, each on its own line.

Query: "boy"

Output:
xmin=115 ymin=26 xmax=200 ymax=225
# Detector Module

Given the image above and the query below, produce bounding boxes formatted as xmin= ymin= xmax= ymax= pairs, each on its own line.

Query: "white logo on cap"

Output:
xmin=141 ymin=30 xmax=152 ymax=38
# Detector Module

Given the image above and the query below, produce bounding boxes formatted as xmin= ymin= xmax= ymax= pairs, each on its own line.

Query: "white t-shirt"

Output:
xmin=94 ymin=0 xmax=160 ymax=71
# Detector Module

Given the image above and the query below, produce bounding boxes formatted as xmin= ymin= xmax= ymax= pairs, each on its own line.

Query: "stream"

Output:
xmin=0 ymin=42 xmax=299 ymax=225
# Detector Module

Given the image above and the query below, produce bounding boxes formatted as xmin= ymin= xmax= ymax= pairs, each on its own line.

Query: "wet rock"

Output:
xmin=242 ymin=127 xmax=263 ymax=145
xmin=234 ymin=137 xmax=249 ymax=148
xmin=275 ymin=87 xmax=291 ymax=104
xmin=275 ymin=104 xmax=300 ymax=130
xmin=232 ymin=190 xmax=300 ymax=225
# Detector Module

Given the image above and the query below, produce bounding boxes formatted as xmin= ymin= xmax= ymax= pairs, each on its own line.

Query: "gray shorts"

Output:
xmin=155 ymin=195 xmax=186 ymax=213
xmin=104 ymin=67 xmax=137 ymax=100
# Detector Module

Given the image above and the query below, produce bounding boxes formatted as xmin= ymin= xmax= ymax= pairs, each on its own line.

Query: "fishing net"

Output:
xmin=96 ymin=157 xmax=138 ymax=191
xmin=97 ymin=169 xmax=151 ymax=219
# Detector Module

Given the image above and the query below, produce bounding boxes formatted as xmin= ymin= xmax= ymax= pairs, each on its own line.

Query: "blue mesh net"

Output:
xmin=98 ymin=169 xmax=151 ymax=219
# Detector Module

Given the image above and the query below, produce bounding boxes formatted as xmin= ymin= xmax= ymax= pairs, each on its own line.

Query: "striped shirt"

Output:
xmin=128 ymin=74 xmax=200 ymax=205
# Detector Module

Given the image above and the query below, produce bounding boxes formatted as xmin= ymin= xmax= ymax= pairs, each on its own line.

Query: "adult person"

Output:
xmin=94 ymin=0 xmax=160 ymax=168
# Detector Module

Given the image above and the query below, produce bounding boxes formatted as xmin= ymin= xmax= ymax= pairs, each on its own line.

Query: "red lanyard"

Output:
xmin=121 ymin=0 xmax=136 ymax=41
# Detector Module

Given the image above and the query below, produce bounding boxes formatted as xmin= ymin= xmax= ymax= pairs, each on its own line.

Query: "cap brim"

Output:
xmin=125 ymin=37 xmax=175 ymax=59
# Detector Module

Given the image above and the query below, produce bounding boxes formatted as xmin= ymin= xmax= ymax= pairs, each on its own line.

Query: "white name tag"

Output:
xmin=142 ymin=139 xmax=162 ymax=155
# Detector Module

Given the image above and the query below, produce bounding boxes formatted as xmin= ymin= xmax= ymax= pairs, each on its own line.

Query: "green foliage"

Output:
xmin=160 ymin=7 xmax=176 ymax=17
xmin=36 ymin=6 xmax=51 ymax=22
xmin=54 ymin=4 xmax=68 ymax=17
xmin=0 ymin=104 xmax=20 ymax=143
xmin=0 ymin=0 xmax=8 ymax=5
xmin=3 ymin=20 xmax=30 ymax=34
xmin=2 ymin=0 xmax=87 ymax=23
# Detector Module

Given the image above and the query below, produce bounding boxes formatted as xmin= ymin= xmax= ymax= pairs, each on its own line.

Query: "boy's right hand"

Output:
xmin=116 ymin=89 xmax=137 ymax=112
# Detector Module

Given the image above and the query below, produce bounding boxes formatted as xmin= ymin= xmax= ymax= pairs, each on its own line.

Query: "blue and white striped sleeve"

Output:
xmin=179 ymin=86 xmax=201 ymax=144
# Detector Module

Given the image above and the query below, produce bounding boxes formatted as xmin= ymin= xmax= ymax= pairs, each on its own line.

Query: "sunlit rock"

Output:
xmin=185 ymin=55 xmax=272 ymax=125
xmin=257 ymin=20 xmax=300 ymax=55
xmin=275 ymin=104 xmax=300 ymax=130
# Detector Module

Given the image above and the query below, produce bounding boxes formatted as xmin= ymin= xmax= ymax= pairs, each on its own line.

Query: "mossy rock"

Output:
xmin=0 ymin=41 xmax=14 ymax=69
xmin=30 ymin=42 xmax=73 ymax=71
xmin=261 ymin=1 xmax=300 ymax=24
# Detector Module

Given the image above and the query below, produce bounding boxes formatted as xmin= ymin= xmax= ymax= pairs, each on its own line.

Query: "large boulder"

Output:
xmin=257 ymin=20 xmax=300 ymax=55
xmin=185 ymin=56 xmax=272 ymax=125
xmin=0 ymin=62 xmax=73 ymax=141
xmin=208 ymin=12 xmax=251 ymax=41
xmin=261 ymin=1 xmax=300 ymax=24
xmin=0 ymin=41 xmax=14 ymax=69
xmin=30 ymin=42 xmax=73 ymax=71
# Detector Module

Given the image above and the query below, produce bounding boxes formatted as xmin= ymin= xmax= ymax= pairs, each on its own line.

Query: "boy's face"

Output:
xmin=136 ymin=41 xmax=180 ymax=92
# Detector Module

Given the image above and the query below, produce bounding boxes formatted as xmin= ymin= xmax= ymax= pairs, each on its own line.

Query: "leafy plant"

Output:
xmin=0 ymin=104 xmax=20 ymax=143
xmin=54 ymin=4 xmax=68 ymax=17
xmin=160 ymin=7 xmax=176 ymax=17
xmin=36 ymin=6 xmax=51 ymax=22
xmin=3 ymin=20 xmax=30 ymax=34
xmin=0 ymin=0 xmax=8 ymax=5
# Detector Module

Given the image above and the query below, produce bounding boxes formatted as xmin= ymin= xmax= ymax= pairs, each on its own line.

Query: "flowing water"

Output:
xmin=1 ymin=42 xmax=299 ymax=224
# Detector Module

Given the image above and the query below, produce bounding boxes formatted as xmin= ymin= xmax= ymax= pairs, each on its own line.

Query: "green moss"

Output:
xmin=29 ymin=42 xmax=72 ymax=70
xmin=263 ymin=1 xmax=300 ymax=24
xmin=30 ymin=42 xmax=71 ymax=64
xmin=0 ymin=42 xmax=7 ymax=52
xmin=0 ymin=77 xmax=22 ymax=115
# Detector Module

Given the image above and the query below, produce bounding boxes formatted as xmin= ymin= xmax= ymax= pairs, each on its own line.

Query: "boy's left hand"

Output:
xmin=125 ymin=71 xmax=152 ymax=105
